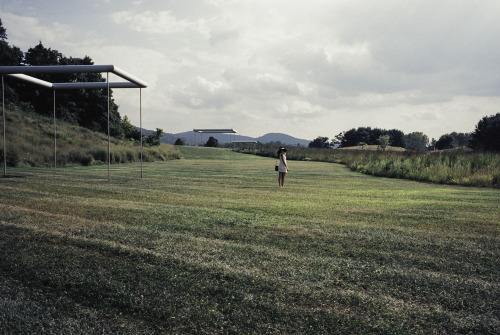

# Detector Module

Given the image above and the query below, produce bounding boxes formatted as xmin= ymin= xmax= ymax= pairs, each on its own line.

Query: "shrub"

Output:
xmin=0 ymin=148 xmax=20 ymax=167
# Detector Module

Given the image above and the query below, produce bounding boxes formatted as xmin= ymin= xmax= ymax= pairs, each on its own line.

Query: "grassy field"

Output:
xmin=246 ymin=145 xmax=500 ymax=188
xmin=1 ymin=147 xmax=499 ymax=334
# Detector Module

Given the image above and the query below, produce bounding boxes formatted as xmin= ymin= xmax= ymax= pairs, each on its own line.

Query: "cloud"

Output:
xmin=2 ymin=0 xmax=500 ymax=140
xmin=110 ymin=10 xmax=209 ymax=36
xmin=171 ymin=76 xmax=234 ymax=109
xmin=0 ymin=11 xmax=73 ymax=50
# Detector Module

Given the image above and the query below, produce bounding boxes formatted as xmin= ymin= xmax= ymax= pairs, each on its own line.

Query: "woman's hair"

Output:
xmin=277 ymin=147 xmax=286 ymax=157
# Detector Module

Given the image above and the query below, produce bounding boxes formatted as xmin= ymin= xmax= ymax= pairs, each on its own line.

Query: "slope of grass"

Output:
xmin=1 ymin=153 xmax=499 ymax=334
xmin=0 ymin=109 xmax=181 ymax=167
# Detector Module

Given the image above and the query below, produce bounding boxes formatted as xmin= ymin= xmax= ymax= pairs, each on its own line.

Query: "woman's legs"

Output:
xmin=278 ymin=172 xmax=286 ymax=187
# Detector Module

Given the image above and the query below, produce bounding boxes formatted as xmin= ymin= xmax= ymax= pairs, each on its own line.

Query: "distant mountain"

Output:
xmin=153 ymin=130 xmax=310 ymax=146
xmin=255 ymin=133 xmax=310 ymax=146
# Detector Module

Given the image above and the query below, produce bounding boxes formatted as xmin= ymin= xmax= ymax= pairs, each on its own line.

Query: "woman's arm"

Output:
xmin=283 ymin=155 xmax=289 ymax=170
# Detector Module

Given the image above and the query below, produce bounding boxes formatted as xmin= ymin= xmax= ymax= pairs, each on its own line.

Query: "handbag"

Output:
xmin=275 ymin=159 xmax=279 ymax=171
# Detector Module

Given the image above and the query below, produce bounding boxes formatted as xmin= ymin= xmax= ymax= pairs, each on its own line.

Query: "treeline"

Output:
xmin=309 ymin=113 xmax=500 ymax=153
xmin=0 ymin=19 xmax=162 ymax=145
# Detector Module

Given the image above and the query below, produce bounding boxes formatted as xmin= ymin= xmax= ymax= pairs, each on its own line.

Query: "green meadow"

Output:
xmin=1 ymin=147 xmax=499 ymax=334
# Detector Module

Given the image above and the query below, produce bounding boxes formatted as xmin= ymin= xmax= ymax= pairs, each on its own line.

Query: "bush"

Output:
xmin=0 ymin=148 xmax=20 ymax=167
xmin=68 ymin=151 xmax=95 ymax=166
xmin=89 ymin=148 xmax=107 ymax=163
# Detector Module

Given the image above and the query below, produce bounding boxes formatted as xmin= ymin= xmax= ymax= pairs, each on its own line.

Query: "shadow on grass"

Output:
xmin=0 ymin=224 xmax=403 ymax=334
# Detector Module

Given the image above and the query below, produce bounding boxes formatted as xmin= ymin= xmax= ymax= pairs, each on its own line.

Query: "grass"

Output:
xmin=1 ymin=149 xmax=499 ymax=334
xmin=245 ymin=145 xmax=500 ymax=188
xmin=1 ymin=109 xmax=181 ymax=167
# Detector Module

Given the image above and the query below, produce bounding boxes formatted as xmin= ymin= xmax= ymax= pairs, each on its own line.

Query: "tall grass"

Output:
xmin=0 ymin=109 xmax=181 ymax=167
xmin=245 ymin=145 xmax=500 ymax=188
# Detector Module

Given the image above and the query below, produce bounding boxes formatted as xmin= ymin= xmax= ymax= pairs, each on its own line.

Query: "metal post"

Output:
xmin=2 ymin=76 xmax=6 ymax=177
xmin=107 ymin=72 xmax=110 ymax=181
xmin=140 ymin=88 xmax=143 ymax=178
xmin=53 ymin=90 xmax=57 ymax=173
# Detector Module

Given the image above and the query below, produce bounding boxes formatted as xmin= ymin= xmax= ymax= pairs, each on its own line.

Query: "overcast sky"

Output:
xmin=1 ymin=0 xmax=500 ymax=140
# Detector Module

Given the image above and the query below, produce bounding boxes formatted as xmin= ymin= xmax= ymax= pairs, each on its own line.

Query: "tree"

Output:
xmin=121 ymin=116 xmax=141 ymax=141
xmin=205 ymin=136 xmax=219 ymax=147
xmin=377 ymin=135 xmax=390 ymax=151
xmin=386 ymin=129 xmax=405 ymax=148
xmin=340 ymin=127 xmax=402 ymax=148
xmin=341 ymin=128 xmax=362 ymax=147
xmin=0 ymin=19 xmax=24 ymax=108
xmin=450 ymin=132 xmax=471 ymax=147
xmin=470 ymin=113 xmax=500 ymax=152
xmin=404 ymin=132 xmax=429 ymax=152
xmin=146 ymin=128 xmax=164 ymax=146
xmin=24 ymin=41 xmax=62 ymax=66
xmin=435 ymin=134 xmax=454 ymax=150
xmin=435 ymin=132 xmax=471 ymax=150
xmin=0 ymin=18 xmax=6 ymax=41
xmin=308 ymin=136 xmax=331 ymax=148
xmin=0 ymin=19 xmax=23 ymax=66
xmin=174 ymin=138 xmax=185 ymax=145
xmin=331 ymin=132 xmax=344 ymax=147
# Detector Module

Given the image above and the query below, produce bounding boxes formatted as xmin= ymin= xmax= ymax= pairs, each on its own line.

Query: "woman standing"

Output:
xmin=277 ymin=147 xmax=289 ymax=187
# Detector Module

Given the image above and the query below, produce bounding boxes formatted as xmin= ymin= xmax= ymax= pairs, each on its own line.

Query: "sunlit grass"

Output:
xmin=1 ymin=151 xmax=499 ymax=334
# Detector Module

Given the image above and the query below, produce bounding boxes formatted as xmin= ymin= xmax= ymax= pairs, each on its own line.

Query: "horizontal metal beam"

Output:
xmin=0 ymin=65 xmax=115 ymax=75
xmin=53 ymin=82 xmax=143 ymax=89
xmin=112 ymin=66 xmax=148 ymax=88
xmin=5 ymin=74 xmax=143 ymax=89
xmin=193 ymin=129 xmax=237 ymax=133
xmin=6 ymin=73 xmax=53 ymax=88
xmin=0 ymin=65 xmax=148 ymax=88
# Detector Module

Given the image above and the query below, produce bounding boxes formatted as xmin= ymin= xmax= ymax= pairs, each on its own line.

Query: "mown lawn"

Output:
xmin=1 ymin=148 xmax=499 ymax=334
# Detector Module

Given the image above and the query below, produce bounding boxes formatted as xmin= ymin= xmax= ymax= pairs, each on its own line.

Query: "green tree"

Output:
xmin=377 ymin=135 xmax=390 ymax=151
xmin=146 ymin=128 xmax=164 ymax=146
xmin=0 ymin=19 xmax=24 ymax=108
xmin=308 ymin=136 xmax=331 ymax=148
xmin=386 ymin=129 xmax=405 ymax=148
xmin=435 ymin=132 xmax=471 ymax=150
xmin=16 ymin=42 xmax=124 ymax=137
xmin=470 ymin=113 xmax=500 ymax=152
xmin=205 ymin=136 xmax=219 ymax=147
xmin=435 ymin=134 xmax=454 ymax=150
xmin=122 ymin=115 xmax=141 ymax=141
xmin=0 ymin=19 xmax=23 ymax=66
xmin=404 ymin=132 xmax=429 ymax=152
xmin=174 ymin=138 xmax=185 ymax=145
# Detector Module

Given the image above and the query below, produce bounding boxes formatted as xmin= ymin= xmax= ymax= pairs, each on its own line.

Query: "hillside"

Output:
xmin=1 ymin=109 xmax=181 ymax=167
xmin=157 ymin=130 xmax=311 ymax=146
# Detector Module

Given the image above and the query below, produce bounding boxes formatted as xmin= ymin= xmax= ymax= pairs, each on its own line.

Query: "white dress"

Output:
xmin=278 ymin=154 xmax=287 ymax=173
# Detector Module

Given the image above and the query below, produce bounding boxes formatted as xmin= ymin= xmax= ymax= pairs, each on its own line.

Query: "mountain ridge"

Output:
xmin=146 ymin=129 xmax=311 ymax=146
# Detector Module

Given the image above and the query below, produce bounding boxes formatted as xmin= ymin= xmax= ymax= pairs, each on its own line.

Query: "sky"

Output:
xmin=1 ymin=0 xmax=500 ymax=141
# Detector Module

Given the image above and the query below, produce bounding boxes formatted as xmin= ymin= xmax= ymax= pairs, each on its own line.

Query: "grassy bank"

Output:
xmin=1 ymin=109 xmax=181 ymax=167
xmin=245 ymin=145 xmax=500 ymax=188
xmin=1 ymin=153 xmax=499 ymax=333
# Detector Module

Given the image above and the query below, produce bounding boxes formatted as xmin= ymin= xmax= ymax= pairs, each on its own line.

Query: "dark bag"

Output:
xmin=275 ymin=165 xmax=279 ymax=171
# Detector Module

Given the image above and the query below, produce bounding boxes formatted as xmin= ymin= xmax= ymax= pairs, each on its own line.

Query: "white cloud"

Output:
xmin=110 ymin=10 xmax=209 ymax=36
xmin=2 ymin=0 xmax=500 ymax=140
xmin=0 ymin=11 xmax=72 ymax=50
